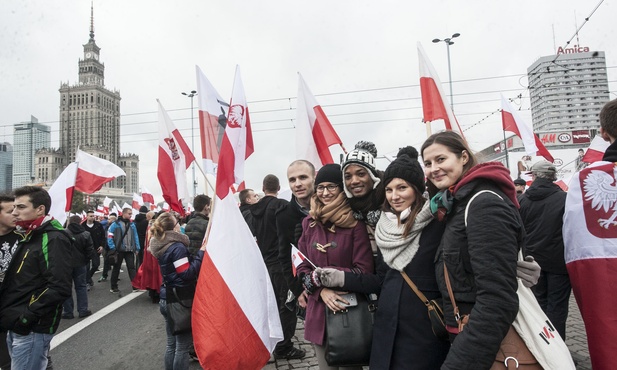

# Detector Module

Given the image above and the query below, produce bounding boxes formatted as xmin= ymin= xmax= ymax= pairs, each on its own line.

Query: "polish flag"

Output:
xmin=215 ymin=66 xmax=254 ymax=199
xmin=48 ymin=162 xmax=78 ymax=226
xmin=103 ymin=196 xmax=112 ymax=215
xmin=173 ymin=257 xmax=190 ymax=274
xmin=196 ymin=66 xmax=228 ymax=176
xmin=563 ymin=161 xmax=617 ymax=369
xmin=141 ymin=186 xmax=155 ymax=204
xmin=132 ymin=193 xmax=143 ymax=210
xmin=291 ymin=244 xmax=307 ymax=277
xmin=162 ymin=202 xmax=170 ymax=212
xmin=157 ymin=99 xmax=196 ymax=214
xmin=582 ymin=135 xmax=610 ymax=163
xmin=296 ymin=73 xmax=345 ymax=170
xmin=417 ymin=42 xmax=464 ymax=137
xmin=193 ymin=66 xmax=282 ymax=370
xmin=74 ymin=149 xmax=126 ymax=194
xmin=501 ymin=95 xmax=554 ymax=162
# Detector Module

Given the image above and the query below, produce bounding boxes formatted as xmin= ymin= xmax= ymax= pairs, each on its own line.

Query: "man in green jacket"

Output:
xmin=0 ymin=186 xmax=73 ymax=370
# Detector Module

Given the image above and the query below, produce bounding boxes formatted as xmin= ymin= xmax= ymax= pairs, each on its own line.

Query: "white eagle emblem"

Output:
xmin=227 ymin=105 xmax=245 ymax=128
xmin=583 ymin=169 xmax=617 ymax=229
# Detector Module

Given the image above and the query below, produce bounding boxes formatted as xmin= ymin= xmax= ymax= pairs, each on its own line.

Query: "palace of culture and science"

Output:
xmin=33 ymin=6 xmax=139 ymax=196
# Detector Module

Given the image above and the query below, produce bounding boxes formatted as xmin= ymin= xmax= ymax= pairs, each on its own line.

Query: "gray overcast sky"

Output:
xmin=1 ymin=0 xmax=615 ymax=199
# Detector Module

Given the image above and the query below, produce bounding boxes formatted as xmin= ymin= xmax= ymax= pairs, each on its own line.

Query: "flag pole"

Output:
xmin=502 ymin=121 xmax=510 ymax=170
xmin=192 ymin=159 xmax=215 ymax=196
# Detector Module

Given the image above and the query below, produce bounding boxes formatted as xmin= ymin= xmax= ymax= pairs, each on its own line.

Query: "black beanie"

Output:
xmin=384 ymin=146 xmax=425 ymax=193
xmin=139 ymin=206 xmax=148 ymax=213
xmin=315 ymin=163 xmax=343 ymax=188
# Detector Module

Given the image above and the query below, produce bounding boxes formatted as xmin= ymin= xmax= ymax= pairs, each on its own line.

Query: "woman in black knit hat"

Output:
xmin=295 ymin=163 xmax=374 ymax=370
xmin=370 ymin=146 xmax=450 ymax=369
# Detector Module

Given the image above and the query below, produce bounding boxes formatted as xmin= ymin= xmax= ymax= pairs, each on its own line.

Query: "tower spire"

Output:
xmin=89 ymin=1 xmax=95 ymax=41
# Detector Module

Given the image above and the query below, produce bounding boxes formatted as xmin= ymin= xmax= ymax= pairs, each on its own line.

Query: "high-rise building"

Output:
xmin=0 ymin=142 xmax=13 ymax=191
xmin=37 ymin=4 xmax=139 ymax=195
xmin=527 ymin=49 xmax=610 ymax=132
xmin=13 ymin=117 xmax=51 ymax=188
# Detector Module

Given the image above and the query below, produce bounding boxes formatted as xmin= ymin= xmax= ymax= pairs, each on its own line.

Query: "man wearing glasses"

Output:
xmin=107 ymin=208 xmax=140 ymax=294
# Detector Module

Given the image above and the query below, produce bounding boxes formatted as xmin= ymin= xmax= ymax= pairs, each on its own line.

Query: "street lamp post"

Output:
xmin=181 ymin=90 xmax=198 ymax=197
xmin=432 ymin=33 xmax=460 ymax=110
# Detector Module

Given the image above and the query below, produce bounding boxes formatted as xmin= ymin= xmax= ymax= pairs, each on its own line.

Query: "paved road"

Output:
xmin=49 ymin=261 xmax=593 ymax=369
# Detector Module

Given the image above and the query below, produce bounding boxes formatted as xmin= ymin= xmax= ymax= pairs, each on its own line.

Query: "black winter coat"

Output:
xmin=250 ymin=195 xmax=288 ymax=267
xmin=275 ymin=196 xmax=308 ymax=297
xmin=437 ymin=180 xmax=522 ymax=370
xmin=519 ymin=178 xmax=567 ymax=274
xmin=134 ymin=213 xmax=149 ymax=253
xmin=0 ymin=219 xmax=73 ymax=334
xmin=82 ymin=220 xmax=106 ymax=249
xmin=370 ymin=220 xmax=450 ymax=370
xmin=66 ymin=223 xmax=94 ymax=267
xmin=184 ymin=213 xmax=208 ymax=256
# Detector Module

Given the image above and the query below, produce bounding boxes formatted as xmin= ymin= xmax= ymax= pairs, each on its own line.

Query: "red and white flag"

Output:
xmin=132 ymin=193 xmax=143 ymax=210
xmin=501 ymin=95 xmax=554 ymax=162
xmin=157 ymin=99 xmax=196 ymax=214
xmin=563 ymin=161 xmax=617 ymax=369
xmin=196 ymin=66 xmax=228 ymax=176
xmin=417 ymin=42 xmax=464 ymax=137
xmin=215 ymin=66 xmax=254 ymax=199
xmin=290 ymin=244 xmax=307 ymax=277
xmin=296 ymin=73 xmax=345 ymax=170
xmin=103 ymin=196 xmax=112 ymax=215
xmin=48 ymin=162 xmax=78 ymax=225
xmin=193 ymin=66 xmax=282 ymax=370
xmin=141 ymin=186 xmax=155 ymax=204
xmin=582 ymin=135 xmax=610 ymax=163
xmin=75 ymin=149 xmax=126 ymax=194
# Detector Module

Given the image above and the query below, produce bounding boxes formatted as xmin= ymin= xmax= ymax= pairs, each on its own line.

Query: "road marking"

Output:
xmin=50 ymin=291 xmax=145 ymax=350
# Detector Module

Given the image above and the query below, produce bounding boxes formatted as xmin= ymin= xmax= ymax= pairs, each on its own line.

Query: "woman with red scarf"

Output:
xmin=421 ymin=131 xmax=523 ymax=369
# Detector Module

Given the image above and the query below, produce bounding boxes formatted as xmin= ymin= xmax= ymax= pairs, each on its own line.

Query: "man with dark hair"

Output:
xmin=249 ymin=174 xmax=305 ymax=360
xmin=107 ymin=208 xmax=140 ymax=294
xmin=83 ymin=210 xmax=106 ymax=286
xmin=519 ymin=161 xmax=570 ymax=339
xmin=185 ymin=194 xmax=211 ymax=256
xmin=62 ymin=215 xmax=94 ymax=319
xmin=0 ymin=193 xmax=18 ymax=370
xmin=134 ymin=206 xmax=149 ymax=269
xmin=0 ymin=186 xmax=72 ymax=369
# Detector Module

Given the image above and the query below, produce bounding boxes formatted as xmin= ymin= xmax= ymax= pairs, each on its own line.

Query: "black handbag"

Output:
xmin=400 ymin=271 xmax=449 ymax=341
xmin=324 ymin=292 xmax=375 ymax=367
xmin=167 ymin=286 xmax=194 ymax=335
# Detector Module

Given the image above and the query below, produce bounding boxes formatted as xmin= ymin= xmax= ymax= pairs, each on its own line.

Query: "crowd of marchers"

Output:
xmin=1 ymin=98 xmax=617 ymax=370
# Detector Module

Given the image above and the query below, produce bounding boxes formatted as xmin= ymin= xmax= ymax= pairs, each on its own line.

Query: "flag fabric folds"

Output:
xmin=215 ymin=66 xmax=254 ymax=199
xmin=417 ymin=42 xmax=464 ymax=137
xmin=501 ymin=95 xmax=554 ymax=162
xmin=290 ymin=244 xmax=307 ymax=277
xmin=192 ymin=65 xmax=282 ymax=369
xmin=296 ymin=73 xmax=345 ymax=170
xmin=563 ymin=161 xmax=617 ymax=369
xmin=157 ymin=99 xmax=195 ymax=214
xmin=141 ymin=186 xmax=155 ymax=204
xmin=74 ymin=149 xmax=126 ymax=194
xmin=132 ymin=193 xmax=143 ymax=210
xmin=582 ymin=135 xmax=610 ymax=163
xmin=48 ymin=162 xmax=78 ymax=225
xmin=196 ymin=66 xmax=228 ymax=176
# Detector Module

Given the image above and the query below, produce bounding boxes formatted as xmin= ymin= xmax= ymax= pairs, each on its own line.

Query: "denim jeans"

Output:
xmin=159 ymin=299 xmax=193 ymax=370
xmin=6 ymin=330 xmax=53 ymax=370
xmin=63 ymin=264 xmax=89 ymax=315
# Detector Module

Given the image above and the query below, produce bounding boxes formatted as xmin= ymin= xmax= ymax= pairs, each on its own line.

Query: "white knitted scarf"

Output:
xmin=375 ymin=201 xmax=433 ymax=271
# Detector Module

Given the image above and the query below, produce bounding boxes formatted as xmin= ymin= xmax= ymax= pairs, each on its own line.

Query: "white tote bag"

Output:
xmin=466 ymin=190 xmax=575 ymax=369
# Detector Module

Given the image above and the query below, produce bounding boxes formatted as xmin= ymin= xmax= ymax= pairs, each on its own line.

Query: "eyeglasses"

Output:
xmin=316 ymin=184 xmax=339 ymax=193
